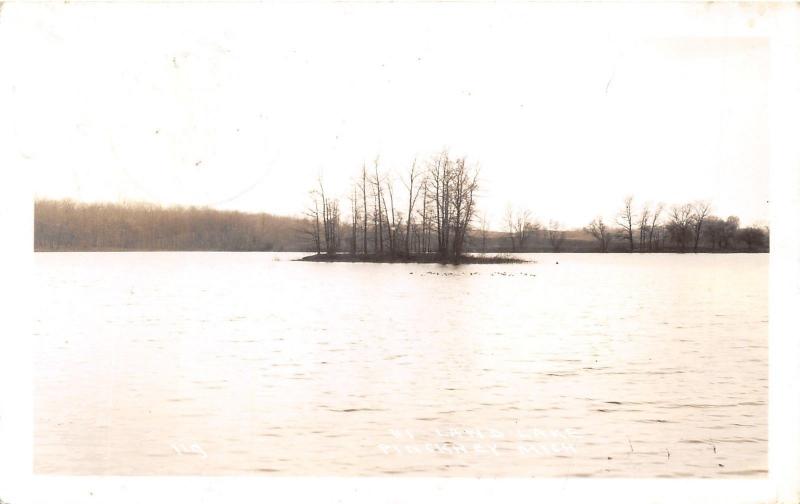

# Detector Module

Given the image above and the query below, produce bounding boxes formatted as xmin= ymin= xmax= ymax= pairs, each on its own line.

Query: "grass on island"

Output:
xmin=298 ymin=252 xmax=528 ymax=264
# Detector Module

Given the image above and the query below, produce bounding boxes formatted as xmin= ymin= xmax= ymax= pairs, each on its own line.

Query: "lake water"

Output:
xmin=34 ymin=252 xmax=768 ymax=477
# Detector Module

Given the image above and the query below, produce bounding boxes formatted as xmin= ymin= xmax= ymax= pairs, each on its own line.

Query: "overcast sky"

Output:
xmin=4 ymin=2 xmax=771 ymax=228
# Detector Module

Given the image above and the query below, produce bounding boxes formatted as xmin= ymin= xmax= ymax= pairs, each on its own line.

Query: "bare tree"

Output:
xmin=648 ymin=203 xmax=664 ymax=252
xmin=370 ymin=158 xmax=384 ymax=254
xmin=637 ymin=203 xmax=651 ymax=252
xmin=403 ymin=159 xmax=423 ymax=256
xmin=667 ymin=203 xmax=693 ymax=252
xmin=421 ymin=150 xmax=481 ymax=261
xmin=586 ymin=216 xmax=612 ymax=252
xmin=504 ymin=205 xmax=516 ymax=252
xmin=449 ymin=157 xmax=479 ymax=260
xmin=428 ymin=150 xmax=452 ymax=257
xmin=417 ymin=183 xmax=431 ymax=254
xmin=504 ymin=206 xmax=535 ymax=252
xmin=381 ymin=173 xmax=398 ymax=255
xmin=360 ymin=163 xmax=369 ymax=255
xmin=514 ymin=209 xmax=535 ymax=252
xmin=303 ymin=192 xmax=322 ymax=254
xmin=479 ymin=213 xmax=490 ymax=253
xmin=547 ymin=220 xmax=566 ymax=252
xmin=348 ymin=184 xmax=359 ymax=255
xmin=690 ymin=200 xmax=712 ymax=253
xmin=316 ymin=176 xmax=342 ymax=255
xmin=616 ymin=196 xmax=635 ymax=253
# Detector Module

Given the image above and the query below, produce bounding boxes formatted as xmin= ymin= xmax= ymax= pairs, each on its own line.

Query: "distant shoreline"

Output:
xmin=32 ymin=248 xmax=768 ymax=254
xmin=33 ymin=199 xmax=770 ymax=254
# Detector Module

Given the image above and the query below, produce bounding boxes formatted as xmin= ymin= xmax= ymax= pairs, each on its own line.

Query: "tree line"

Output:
xmin=302 ymin=155 xmax=768 ymax=257
xmin=34 ymin=191 xmax=768 ymax=254
xmin=583 ymin=196 xmax=768 ymax=253
xmin=34 ymin=199 xmax=305 ymax=251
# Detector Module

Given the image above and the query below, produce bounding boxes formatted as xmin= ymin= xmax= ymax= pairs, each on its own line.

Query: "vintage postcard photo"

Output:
xmin=1 ymin=1 xmax=798 ymax=503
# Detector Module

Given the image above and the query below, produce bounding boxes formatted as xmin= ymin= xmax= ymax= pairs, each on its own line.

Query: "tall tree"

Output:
xmin=418 ymin=183 xmax=430 ymax=254
xmin=547 ymin=220 xmax=566 ymax=252
xmin=381 ymin=174 xmax=397 ymax=255
xmin=504 ymin=205 xmax=516 ymax=252
xmin=648 ymin=203 xmax=664 ymax=252
xmin=371 ymin=158 xmax=384 ymax=254
xmin=690 ymin=200 xmax=712 ymax=253
xmin=586 ymin=217 xmax=612 ymax=252
xmin=479 ymin=213 xmax=490 ymax=253
xmin=304 ymin=192 xmax=322 ymax=255
xmin=667 ymin=203 xmax=693 ymax=252
xmin=514 ymin=208 xmax=535 ymax=252
xmin=428 ymin=151 xmax=452 ymax=257
xmin=449 ymin=157 xmax=479 ymax=260
xmin=637 ymin=203 xmax=651 ymax=252
xmin=403 ymin=159 xmax=423 ymax=256
xmin=360 ymin=163 xmax=369 ymax=255
xmin=616 ymin=196 xmax=635 ymax=253
xmin=349 ymin=184 xmax=359 ymax=255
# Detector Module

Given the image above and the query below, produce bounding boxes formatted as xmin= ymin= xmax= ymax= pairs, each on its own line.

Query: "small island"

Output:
xmin=298 ymin=252 xmax=527 ymax=264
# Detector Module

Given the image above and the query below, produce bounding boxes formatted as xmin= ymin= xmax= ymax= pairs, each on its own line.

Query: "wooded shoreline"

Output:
xmin=34 ymin=198 xmax=770 ymax=255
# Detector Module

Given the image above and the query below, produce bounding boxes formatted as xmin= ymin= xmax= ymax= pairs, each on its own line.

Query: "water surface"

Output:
xmin=34 ymin=252 xmax=768 ymax=477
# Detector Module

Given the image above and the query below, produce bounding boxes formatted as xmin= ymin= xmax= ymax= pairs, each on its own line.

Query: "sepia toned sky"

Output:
xmin=3 ymin=2 xmax=771 ymax=228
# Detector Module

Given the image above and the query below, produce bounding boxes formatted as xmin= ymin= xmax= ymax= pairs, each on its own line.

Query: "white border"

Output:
xmin=2 ymin=2 xmax=798 ymax=503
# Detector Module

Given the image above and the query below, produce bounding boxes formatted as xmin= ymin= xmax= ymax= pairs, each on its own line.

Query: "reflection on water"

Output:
xmin=34 ymin=252 xmax=767 ymax=477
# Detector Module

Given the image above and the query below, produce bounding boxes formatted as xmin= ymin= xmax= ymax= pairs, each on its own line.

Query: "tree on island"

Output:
xmin=304 ymin=149 xmax=481 ymax=263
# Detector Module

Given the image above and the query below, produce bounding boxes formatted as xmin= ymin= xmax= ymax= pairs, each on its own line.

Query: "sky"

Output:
xmin=3 ymin=2 xmax=771 ymax=229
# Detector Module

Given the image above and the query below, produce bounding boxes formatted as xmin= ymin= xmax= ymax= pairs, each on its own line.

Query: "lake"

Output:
xmin=34 ymin=252 xmax=768 ymax=477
